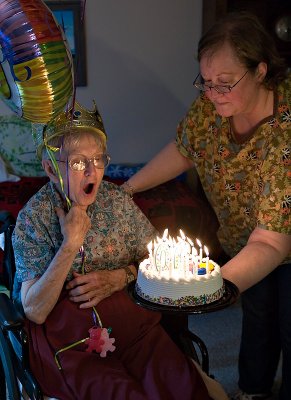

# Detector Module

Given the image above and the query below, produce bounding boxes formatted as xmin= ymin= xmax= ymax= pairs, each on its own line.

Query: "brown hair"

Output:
xmin=198 ymin=12 xmax=287 ymax=89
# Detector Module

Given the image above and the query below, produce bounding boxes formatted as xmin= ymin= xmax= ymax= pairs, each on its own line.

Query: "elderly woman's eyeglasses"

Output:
xmin=193 ymin=71 xmax=248 ymax=94
xmin=58 ymin=153 xmax=110 ymax=171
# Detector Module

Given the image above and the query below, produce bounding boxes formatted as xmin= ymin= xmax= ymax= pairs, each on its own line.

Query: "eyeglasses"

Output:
xmin=193 ymin=71 xmax=248 ymax=94
xmin=58 ymin=153 xmax=110 ymax=171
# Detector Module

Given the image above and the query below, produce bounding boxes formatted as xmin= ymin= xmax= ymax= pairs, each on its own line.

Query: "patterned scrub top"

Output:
xmin=12 ymin=180 xmax=157 ymax=297
xmin=176 ymin=74 xmax=291 ymax=261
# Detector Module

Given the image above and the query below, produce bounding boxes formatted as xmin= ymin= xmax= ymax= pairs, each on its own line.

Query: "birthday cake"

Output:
xmin=135 ymin=229 xmax=224 ymax=307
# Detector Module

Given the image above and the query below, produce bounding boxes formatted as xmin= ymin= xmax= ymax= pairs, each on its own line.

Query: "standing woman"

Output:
xmin=124 ymin=12 xmax=291 ymax=400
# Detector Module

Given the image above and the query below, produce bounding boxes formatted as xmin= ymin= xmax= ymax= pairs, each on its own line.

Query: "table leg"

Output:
xmin=160 ymin=313 xmax=209 ymax=374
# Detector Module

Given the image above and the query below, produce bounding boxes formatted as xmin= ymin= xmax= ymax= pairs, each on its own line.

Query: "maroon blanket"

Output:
xmin=25 ymin=289 xmax=210 ymax=399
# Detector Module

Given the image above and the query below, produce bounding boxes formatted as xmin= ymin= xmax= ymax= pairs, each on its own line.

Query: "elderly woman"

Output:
xmin=123 ymin=12 xmax=291 ymax=400
xmin=12 ymin=101 xmax=227 ymax=400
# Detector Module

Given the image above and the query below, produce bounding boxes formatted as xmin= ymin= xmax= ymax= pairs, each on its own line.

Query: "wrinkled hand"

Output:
xmin=56 ymin=204 xmax=91 ymax=253
xmin=66 ymin=270 xmax=123 ymax=308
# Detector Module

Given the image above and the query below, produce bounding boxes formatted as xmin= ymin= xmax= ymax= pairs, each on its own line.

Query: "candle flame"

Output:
xmin=162 ymin=228 xmax=168 ymax=240
xmin=204 ymin=245 xmax=209 ymax=256
xmin=187 ymin=237 xmax=194 ymax=246
xmin=148 ymin=229 xmax=210 ymax=278
xmin=179 ymin=229 xmax=186 ymax=240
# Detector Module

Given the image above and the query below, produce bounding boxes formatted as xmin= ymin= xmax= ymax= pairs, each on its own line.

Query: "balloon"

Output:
xmin=0 ymin=0 xmax=74 ymax=123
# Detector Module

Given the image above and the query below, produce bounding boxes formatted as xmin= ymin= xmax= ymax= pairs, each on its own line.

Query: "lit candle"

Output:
xmin=159 ymin=245 xmax=167 ymax=272
xmin=147 ymin=241 xmax=153 ymax=265
xmin=191 ymin=246 xmax=198 ymax=274
xmin=162 ymin=228 xmax=169 ymax=241
xmin=172 ymin=238 xmax=178 ymax=273
xmin=153 ymin=240 xmax=159 ymax=274
xmin=185 ymin=244 xmax=190 ymax=279
xmin=184 ymin=235 xmax=191 ymax=254
xmin=174 ymin=239 xmax=183 ymax=273
xmin=179 ymin=229 xmax=186 ymax=240
xmin=196 ymin=238 xmax=203 ymax=263
xmin=187 ymin=237 xmax=194 ymax=248
xmin=204 ymin=245 xmax=209 ymax=273
xmin=155 ymin=235 xmax=170 ymax=277
xmin=177 ymin=236 xmax=183 ymax=274
xmin=169 ymin=237 xmax=174 ymax=278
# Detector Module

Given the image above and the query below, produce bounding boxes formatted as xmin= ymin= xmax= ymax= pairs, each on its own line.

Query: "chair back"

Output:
xmin=0 ymin=213 xmax=44 ymax=399
xmin=3 ymin=225 xmax=16 ymax=295
xmin=0 ymin=212 xmax=16 ymax=294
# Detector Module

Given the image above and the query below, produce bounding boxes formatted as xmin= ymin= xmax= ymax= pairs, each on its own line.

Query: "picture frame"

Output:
xmin=45 ymin=0 xmax=87 ymax=86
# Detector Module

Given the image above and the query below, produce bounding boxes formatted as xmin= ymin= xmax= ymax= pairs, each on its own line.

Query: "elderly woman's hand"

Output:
xmin=56 ymin=204 xmax=91 ymax=253
xmin=66 ymin=269 xmax=126 ymax=308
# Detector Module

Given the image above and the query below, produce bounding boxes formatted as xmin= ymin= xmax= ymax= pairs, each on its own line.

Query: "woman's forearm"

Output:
xmin=125 ymin=141 xmax=194 ymax=194
xmin=21 ymin=243 xmax=79 ymax=324
xmin=221 ymin=229 xmax=291 ymax=292
xmin=21 ymin=205 xmax=92 ymax=324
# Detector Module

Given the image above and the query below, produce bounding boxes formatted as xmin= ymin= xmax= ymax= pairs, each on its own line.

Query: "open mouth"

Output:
xmin=215 ymin=101 xmax=228 ymax=106
xmin=83 ymin=183 xmax=94 ymax=194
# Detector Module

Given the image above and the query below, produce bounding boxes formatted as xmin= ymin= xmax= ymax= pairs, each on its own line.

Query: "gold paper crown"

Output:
xmin=35 ymin=101 xmax=107 ymax=158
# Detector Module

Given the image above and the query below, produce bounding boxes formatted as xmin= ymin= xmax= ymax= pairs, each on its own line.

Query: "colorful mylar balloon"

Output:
xmin=0 ymin=0 xmax=74 ymax=123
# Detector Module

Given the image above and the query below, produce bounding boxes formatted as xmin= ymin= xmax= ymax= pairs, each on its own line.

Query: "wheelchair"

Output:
xmin=0 ymin=214 xmax=209 ymax=400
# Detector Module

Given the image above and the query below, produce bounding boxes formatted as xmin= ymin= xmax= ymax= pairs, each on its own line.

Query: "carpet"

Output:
xmin=188 ymin=299 xmax=282 ymax=398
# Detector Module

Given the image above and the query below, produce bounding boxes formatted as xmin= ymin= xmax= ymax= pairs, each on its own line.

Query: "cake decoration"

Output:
xmin=136 ymin=229 xmax=224 ymax=307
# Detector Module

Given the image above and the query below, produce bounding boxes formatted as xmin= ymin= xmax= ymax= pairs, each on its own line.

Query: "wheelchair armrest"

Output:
xmin=0 ymin=294 xmax=43 ymax=399
xmin=0 ymin=293 xmax=24 ymax=330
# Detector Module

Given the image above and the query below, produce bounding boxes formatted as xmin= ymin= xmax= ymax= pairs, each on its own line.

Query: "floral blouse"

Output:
xmin=13 ymin=180 xmax=157 ymax=295
xmin=176 ymin=74 xmax=291 ymax=260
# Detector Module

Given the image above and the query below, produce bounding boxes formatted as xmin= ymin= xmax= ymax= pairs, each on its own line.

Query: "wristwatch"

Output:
xmin=124 ymin=266 xmax=136 ymax=285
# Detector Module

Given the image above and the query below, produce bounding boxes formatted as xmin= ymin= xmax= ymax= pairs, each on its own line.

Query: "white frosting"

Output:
xmin=136 ymin=259 xmax=224 ymax=306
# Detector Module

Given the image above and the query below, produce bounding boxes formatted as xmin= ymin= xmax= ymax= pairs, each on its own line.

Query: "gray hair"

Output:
xmin=42 ymin=128 xmax=107 ymax=160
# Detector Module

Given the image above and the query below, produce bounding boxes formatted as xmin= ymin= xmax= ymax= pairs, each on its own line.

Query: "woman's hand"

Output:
xmin=56 ymin=204 xmax=91 ymax=253
xmin=66 ymin=269 xmax=126 ymax=308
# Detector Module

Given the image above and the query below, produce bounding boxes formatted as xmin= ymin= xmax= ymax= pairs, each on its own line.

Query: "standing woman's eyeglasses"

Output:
xmin=193 ymin=71 xmax=248 ymax=94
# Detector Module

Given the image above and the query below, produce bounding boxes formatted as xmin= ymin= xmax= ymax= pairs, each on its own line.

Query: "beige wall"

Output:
xmin=0 ymin=0 xmax=202 ymax=163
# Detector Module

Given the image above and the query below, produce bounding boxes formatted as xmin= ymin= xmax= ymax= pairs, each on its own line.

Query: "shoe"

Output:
xmin=232 ymin=390 xmax=273 ymax=400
